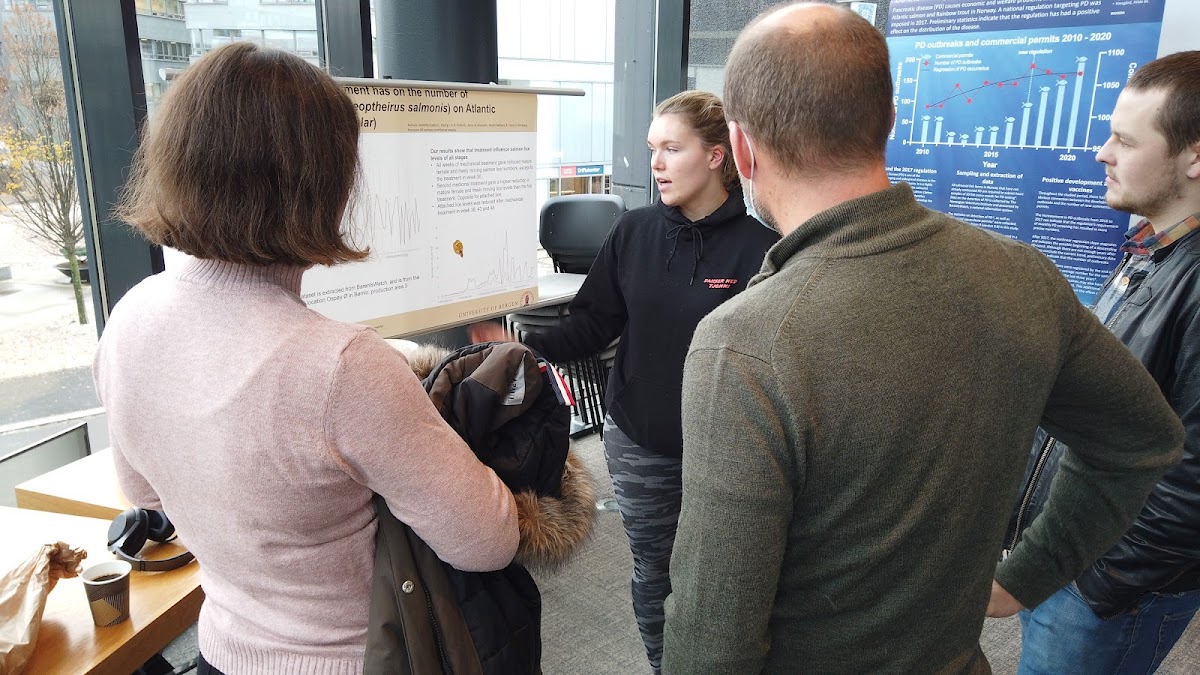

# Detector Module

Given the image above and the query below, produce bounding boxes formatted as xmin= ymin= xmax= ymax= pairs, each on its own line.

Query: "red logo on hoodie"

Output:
xmin=703 ymin=278 xmax=736 ymax=289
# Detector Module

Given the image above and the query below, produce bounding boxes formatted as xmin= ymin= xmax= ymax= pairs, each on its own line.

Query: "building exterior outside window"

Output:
xmin=134 ymin=0 xmax=319 ymax=115
xmin=686 ymin=0 xmax=890 ymax=95
xmin=496 ymin=0 xmax=615 ymax=210
xmin=136 ymin=0 xmax=186 ymax=19
xmin=0 ymin=0 xmax=615 ymax=459
xmin=0 ymin=1 xmax=102 ymax=459
xmin=184 ymin=0 xmax=318 ymax=66
xmin=136 ymin=4 xmax=190 ymax=114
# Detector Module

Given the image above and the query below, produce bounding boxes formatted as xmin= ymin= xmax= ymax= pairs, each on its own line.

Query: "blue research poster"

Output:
xmin=885 ymin=0 xmax=1166 ymax=304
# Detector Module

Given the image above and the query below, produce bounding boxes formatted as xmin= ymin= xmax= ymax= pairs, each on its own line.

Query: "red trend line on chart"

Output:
xmin=925 ymin=64 xmax=1084 ymax=109
xmin=897 ymin=51 xmax=1110 ymax=151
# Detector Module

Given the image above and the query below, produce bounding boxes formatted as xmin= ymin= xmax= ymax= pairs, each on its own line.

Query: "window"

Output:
xmin=142 ymin=0 xmax=321 ymax=114
xmin=263 ymin=29 xmax=296 ymax=52
xmin=9 ymin=0 xmax=334 ymax=463
xmin=687 ymin=0 xmax=782 ymax=96
xmin=135 ymin=0 xmax=185 ymax=18
xmin=139 ymin=40 xmax=190 ymax=63
xmin=296 ymin=30 xmax=319 ymax=56
xmin=491 ymin=2 xmax=618 ymax=210
xmin=0 ymin=2 xmax=104 ymax=456
xmin=212 ymin=28 xmax=244 ymax=50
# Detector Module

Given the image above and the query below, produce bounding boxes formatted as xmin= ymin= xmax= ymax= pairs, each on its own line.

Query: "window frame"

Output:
xmin=51 ymin=0 xmax=372 ymax=333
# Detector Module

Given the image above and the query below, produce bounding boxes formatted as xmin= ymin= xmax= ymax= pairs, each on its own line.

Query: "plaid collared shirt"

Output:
xmin=1094 ymin=212 xmax=1200 ymax=323
xmin=1120 ymin=213 xmax=1200 ymax=255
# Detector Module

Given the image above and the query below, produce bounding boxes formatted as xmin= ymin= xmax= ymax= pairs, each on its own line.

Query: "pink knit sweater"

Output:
xmin=93 ymin=259 xmax=519 ymax=674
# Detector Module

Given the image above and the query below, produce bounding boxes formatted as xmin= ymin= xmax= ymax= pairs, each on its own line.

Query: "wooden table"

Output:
xmin=2 ymin=507 xmax=203 ymax=675
xmin=15 ymin=448 xmax=131 ymax=519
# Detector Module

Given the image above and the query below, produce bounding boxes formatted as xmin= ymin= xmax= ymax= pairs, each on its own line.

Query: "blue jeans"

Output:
xmin=1018 ymin=582 xmax=1200 ymax=674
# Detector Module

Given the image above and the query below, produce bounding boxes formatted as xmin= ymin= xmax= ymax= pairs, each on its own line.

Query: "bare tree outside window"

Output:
xmin=1 ymin=5 xmax=86 ymax=324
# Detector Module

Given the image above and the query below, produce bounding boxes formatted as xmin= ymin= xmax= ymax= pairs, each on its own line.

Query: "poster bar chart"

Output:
xmin=884 ymin=0 xmax=1169 ymax=305
xmin=894 ymin=49 xmax=1121 ymax=151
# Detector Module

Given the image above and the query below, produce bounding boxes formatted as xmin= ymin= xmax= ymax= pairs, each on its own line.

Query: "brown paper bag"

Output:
xmin=0 ymin=542 xmax=86 ymax=675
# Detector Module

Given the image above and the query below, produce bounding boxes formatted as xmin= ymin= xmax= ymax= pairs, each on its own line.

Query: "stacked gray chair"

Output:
xmin=508 ymin=194 xmax=625 ymax=436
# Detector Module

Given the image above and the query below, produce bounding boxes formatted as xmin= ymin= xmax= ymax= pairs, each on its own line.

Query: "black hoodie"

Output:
xmin=523 ymin=188 xmax=779 ymax=457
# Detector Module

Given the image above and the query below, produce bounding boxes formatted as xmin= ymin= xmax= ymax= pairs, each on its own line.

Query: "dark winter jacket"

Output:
xmin=1005 ymin=227 xmax=1200 ymax=617
xmin=365 ymin=342 xmax=596 ymax=673
xmin=523 ymin=189 xmax=779 ymax=457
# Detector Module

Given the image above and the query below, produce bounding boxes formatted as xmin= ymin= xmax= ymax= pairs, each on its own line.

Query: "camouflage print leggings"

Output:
xmin=603 ymin=416 xmax=683 ymax=675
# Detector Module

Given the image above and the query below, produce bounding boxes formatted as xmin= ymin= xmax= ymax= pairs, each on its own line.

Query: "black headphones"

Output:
xmin=107 ymin=508 xmax=195 ymax=572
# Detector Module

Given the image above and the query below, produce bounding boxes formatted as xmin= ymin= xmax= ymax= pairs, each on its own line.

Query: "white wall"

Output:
xmin=1159 ymin=0 xmax=1200 ymax=57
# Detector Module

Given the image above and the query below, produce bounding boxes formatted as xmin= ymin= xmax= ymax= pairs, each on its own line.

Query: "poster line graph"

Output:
xmin=892 ymin=49 xmax=1127 ymax=152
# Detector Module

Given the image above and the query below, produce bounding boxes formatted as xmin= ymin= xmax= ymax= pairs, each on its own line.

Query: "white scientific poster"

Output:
xmin=302 ymin=81 xmax=540 ymax=337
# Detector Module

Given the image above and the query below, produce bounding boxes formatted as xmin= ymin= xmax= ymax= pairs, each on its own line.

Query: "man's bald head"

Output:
xmin=724 ymin=2 xmax=893 ymax=176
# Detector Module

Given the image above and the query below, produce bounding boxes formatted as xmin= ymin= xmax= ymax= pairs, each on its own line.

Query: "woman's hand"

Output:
xmin=467 ymin=321 xmax=517 ymax=344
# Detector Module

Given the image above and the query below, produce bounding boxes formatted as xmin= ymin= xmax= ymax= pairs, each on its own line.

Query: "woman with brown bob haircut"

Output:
xmin=97 ymin=42 xmax=519 ymax=675
xmin=119 ymin=40 xmax=365 ymax=265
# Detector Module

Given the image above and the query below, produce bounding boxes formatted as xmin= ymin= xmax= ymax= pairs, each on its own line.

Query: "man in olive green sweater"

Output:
xmin=661 ymin=4 xmax=1185 ymax=674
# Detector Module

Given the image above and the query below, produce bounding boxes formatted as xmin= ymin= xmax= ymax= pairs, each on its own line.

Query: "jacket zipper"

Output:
xmin=419 ymin=577 xmax=453 ymax=674
xmin=1004 ymin=433 xmax=1056 ymax=559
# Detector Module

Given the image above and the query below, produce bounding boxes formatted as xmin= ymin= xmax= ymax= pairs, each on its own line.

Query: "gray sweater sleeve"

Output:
xmin=663 ymin=346 xmax=800 ymax=674
xmin=995 ymin=298 xmax=1184 ymax=608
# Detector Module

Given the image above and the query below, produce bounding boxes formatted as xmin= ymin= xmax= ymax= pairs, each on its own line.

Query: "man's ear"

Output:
xmin=728 ymin=121 xmax=753 ymax=180
xmin=1186 ymin=140 xmax=1200 ymax=180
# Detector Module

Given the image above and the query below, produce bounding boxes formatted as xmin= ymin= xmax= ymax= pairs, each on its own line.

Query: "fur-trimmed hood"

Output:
xmin=397 ymin=341 xmax=595 ymax=570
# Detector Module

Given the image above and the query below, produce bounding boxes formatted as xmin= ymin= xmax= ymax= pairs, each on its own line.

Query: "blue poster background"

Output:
xmin=889 ymin=0 xmax=1165 ymax=36
xmin=884 ymin=0 xmax=1166 ymax=304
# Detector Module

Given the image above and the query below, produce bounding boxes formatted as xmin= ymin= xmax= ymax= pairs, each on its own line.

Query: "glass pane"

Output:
xmin=263 ymin=29 xmax=295 ymax=52
xmin=687 ymin=1 xmax=779 ymax=96
xmin=0 ymin=4 xmax=103 ymax=459
xmin=137 ymin=0 xmax=321 ymax=116
xmin=488 ymin=0 xmax=616 ymax=207
xmin=295 ymin=30 xmax=318 ymax=56
xmin=142 ymin=0 xmax=185 ymax=18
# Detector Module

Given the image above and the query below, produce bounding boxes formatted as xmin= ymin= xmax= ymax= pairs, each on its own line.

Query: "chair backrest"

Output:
xmin=0 ymin=422 xmax=91 ymax=508
xmin=539 ymin=194 xmax=626 ymax=274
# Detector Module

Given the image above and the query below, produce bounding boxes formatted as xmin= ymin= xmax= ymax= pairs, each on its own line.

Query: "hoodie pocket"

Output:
xmin=610 ymin=376 xmax=683 ymax=454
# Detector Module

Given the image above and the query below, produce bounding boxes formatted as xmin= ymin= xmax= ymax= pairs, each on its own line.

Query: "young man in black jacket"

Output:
xmin=1011 ymin=50 xmax=1200 ymax=673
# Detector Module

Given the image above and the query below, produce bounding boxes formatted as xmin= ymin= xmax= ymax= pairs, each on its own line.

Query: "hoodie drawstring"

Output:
xmin=665 ymin=223 xmax=705 ymax=286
